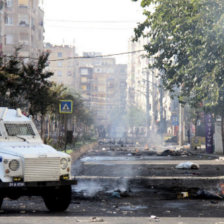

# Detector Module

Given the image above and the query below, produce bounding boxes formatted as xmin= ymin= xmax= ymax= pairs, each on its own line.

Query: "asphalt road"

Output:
xmin=1 ymin=144 xmax=224 ymax=224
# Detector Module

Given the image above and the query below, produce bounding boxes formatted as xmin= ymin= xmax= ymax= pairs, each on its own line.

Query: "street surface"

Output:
xmin=1 ymin=143 xmax=224 ymax=224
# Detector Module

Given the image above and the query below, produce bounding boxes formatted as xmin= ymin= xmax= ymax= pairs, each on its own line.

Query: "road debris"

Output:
xmin=160 ymin=149 xmax=193 ymax=157
xmin=176 ymin=161 xmax=199 ymax=169
xmin=91 ymin=217 xmax=104 ymax=222
xmin=195 ymin=189 xmax=223 ymax=199
xmin=149 ymin=215 xmax=160 ymax=222
xmin=111 ymin=191 xmax=121 ymax=198
xmin=177 ymin=192 xmax=189 ymax=199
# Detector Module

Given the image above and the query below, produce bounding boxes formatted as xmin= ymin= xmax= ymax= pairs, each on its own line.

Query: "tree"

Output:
xmin=132 ymin=0 xmax=224 ymax=106
xmin=132 ymin=0 xmax=224 ymax=149
xmin=0 ymin=48 xmax=24 ymax=108
xmin=21 ymin=52 xmax=54 ymax=115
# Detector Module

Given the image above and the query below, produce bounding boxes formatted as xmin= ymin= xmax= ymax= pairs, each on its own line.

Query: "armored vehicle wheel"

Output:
xmin=0 ymin=196 xmax=3 ymax=209
xmin=43 ymin=185 xmax=72 ymax=212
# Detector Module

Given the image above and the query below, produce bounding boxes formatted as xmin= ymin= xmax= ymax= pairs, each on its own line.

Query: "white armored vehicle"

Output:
xmin=0 ymin=107 xmax=76 ymax=211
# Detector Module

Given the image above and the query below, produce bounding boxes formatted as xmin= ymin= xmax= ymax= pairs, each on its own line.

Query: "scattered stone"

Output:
xmin=164 ymin=210 xmax=171 ymax=214
xmin=177 ymin=192 xmax=189 ymax=199
xmin=111 ymin=191 xmax=121 ymax=198
xmin=91 ymin=217 xmax=104 ymax=222
xmin=150 ymin=215 xmax=157 ymax=219
xmin=149 ymin=215 xmax=160 ymax=222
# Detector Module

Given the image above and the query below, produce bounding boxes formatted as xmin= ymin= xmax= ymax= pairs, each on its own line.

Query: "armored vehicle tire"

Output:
xmin=0 ymin=197 xmax=3 ymax=209
xmin=43 ymin=185 xmax=72 ymax=212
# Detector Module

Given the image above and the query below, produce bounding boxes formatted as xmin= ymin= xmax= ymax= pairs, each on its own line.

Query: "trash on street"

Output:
xmin=176 ymin=161 xmax=199 ymax=169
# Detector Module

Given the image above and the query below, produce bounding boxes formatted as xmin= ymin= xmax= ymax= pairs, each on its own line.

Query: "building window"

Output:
xmin=80 ymin=68 xmax=89 ymax=75
xmin=94 ymin=68 xmax=102 ymax=73
xmin=5 ymin=15 xmax=13 ymax=25
xmin=19 ymin=14 xmax=29 ymax=26
xmin=67 ymin=71 xmax=72 ymax=76
xmin=57 ymin=71 xmax=62 ymax=76
xmin=19 ymin=32 xmax=29 ymax=45
xmin=18 ymin=0 xmax=29 ymax=7
xmin=57 ymin=61 xmax=62 ymax=67
xmin=57 ymin=52 xmax=62 ymax=57
xmin=81 ymin=77 xmax=87 ymax=83
xmin=5 ymin=34 xmax=14 ymax=44
xmin=6 ymin=0 xmax=13 ymax=8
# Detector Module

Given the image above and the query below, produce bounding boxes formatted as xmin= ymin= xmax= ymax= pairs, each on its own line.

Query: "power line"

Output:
xmin=49 ymin=50 xmax=146 ymax=62
xmin=46 ymin=19 xmax=139 ymax=24
xmin=3 ymin=49 xmax=146 ymax=62
xmin=46 ymin=24 xmax=134 ymax=31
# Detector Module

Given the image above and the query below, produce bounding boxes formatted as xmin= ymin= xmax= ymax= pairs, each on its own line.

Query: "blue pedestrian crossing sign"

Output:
xmin=59 ymin=100 xmax=73 ymax=114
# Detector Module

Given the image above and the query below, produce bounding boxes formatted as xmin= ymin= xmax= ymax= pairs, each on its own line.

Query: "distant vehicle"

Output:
xmin=0 ymin=108 xmax=77 ymax=212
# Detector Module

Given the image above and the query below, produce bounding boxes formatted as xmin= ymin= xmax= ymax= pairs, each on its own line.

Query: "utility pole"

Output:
xmin=179 ymin=103 xmax=184 ymax=146
xmin=0 ymin=0 xmax=5 ymax=55
xmin=146 ymin=70 xmax=150 ymax=138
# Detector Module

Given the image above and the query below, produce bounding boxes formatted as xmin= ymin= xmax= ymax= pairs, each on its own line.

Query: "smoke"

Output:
xmin=147 ymin=130 xmax=164 ymax=146
xmin=72 ymin=154 xmax=137 ymax=197
xmin=73 ymin=181 xmax=104 ymax=197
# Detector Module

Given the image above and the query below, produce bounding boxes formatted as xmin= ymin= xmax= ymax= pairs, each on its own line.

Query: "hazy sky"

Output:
xmin=43 ymin=0 xmax=144 ymax=63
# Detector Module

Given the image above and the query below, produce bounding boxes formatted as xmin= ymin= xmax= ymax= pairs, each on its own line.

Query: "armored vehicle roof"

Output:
xmin=0 ymin=108 xmax=30 ymax=122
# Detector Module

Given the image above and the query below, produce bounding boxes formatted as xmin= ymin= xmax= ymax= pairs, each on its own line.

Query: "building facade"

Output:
xmin=77 ymin=53 xmax=127 ymax=135
xmin=127 ymin=36 xmax=174 ymax=136
xmin=45 ymin=43 xmax=78 ymax=90
xmin=0 ymin=0 xmax=44 ymax=58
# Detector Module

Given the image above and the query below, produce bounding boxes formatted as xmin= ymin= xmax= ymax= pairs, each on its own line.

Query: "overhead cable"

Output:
xmin=2 ymin=49 xmax=146 ymax=62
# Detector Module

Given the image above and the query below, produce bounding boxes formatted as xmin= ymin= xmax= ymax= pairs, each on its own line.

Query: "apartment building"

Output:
xmin=77 ymin=53 xmax=127 ymax=133
xmin=0 ymin=0 xmax=44 ymax=58
xmin=127 ymin=36 xmax=172 ymax=134
xmin=45 ymin=43 xmax=78 ymax=90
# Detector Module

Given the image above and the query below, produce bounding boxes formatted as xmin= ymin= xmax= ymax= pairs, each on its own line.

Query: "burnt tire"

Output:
xmin=43 ymin=186 xmax=71 ymax=212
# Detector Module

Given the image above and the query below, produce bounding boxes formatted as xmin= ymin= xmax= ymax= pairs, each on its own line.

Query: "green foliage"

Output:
xmin=0 ymin=49 xmax=95 ymax=143
xmin=133 ymin=0 xmax=224 ymax=114
xmin=61 ymin=91 xmax=94 ymax=126
xmin=0 ymin=48 xmax=24 ymax=108
xmin=21 ymin=52 xmax=54 ymax=116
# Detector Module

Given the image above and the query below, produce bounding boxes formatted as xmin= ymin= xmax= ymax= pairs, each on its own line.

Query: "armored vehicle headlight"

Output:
xmin=9 ymin=159 xmax=20 ymax=171
xmin=60 ymin=158 xmax=68 ymax=170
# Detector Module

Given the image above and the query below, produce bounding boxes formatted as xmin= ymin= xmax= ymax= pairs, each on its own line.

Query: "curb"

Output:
xmin=70 ymin=142 xmax=97 ymax=162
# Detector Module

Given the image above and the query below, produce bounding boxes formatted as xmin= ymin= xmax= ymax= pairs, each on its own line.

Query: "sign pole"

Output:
xmin=59 ymin=100 xmax=73 ymax=152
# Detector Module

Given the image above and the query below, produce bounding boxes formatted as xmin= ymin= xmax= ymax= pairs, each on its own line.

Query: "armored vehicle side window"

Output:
xmin=5 ymin=124 xmax=35 ymax=136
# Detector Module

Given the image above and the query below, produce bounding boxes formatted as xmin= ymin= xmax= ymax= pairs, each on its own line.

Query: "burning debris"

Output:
xmin=159 ymin=149 xmax=193 ymax=157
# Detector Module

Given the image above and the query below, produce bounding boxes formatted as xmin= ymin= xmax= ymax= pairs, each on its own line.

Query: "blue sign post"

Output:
xmin=59 ymin=100 xmax=73 ymax=114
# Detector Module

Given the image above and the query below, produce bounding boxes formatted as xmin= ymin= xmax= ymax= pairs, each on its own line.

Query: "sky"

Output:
xmin=43 ymin=0 xmax=144 ymax=64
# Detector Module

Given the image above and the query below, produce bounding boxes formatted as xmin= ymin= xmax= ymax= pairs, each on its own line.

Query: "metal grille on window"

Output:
xmin=5 ymin=124 xmax=35 ymax=136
